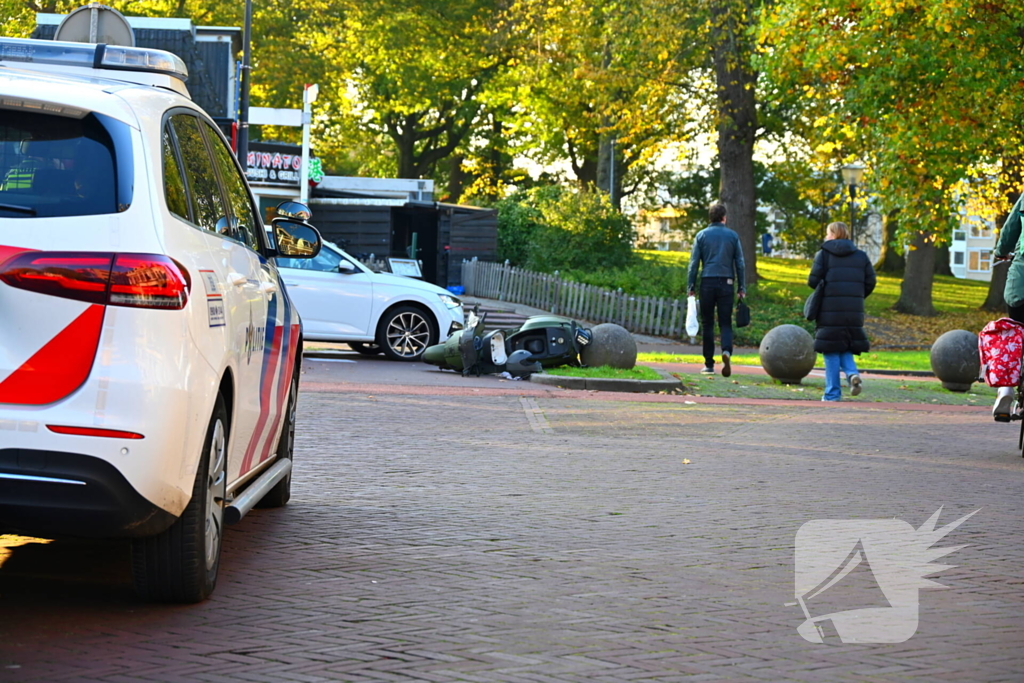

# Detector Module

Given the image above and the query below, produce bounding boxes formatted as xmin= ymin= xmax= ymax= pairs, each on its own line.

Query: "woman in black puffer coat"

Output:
xmin=807 ymin=222 xmax=877 ymax=401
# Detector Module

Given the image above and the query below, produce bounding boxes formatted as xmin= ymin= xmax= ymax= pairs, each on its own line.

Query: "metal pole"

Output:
xmin=300 ymin=86 xmax=311 ymax=203
xmin=236 ymin=0 xmax=253 ymax=171
xmin=849 ymin=184 xmax=857 ymax=245
xmin=609 ymin=136 xmax=616 ymax=208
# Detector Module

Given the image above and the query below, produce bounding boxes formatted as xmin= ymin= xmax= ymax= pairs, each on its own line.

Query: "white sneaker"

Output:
xmin=849 ymin=374 xmax=862 ymax=397
xmin=994 ymin=386 xmax=1015 ymax=422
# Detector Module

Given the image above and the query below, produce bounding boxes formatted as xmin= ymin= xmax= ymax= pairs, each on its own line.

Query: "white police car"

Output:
xmin=0 ymin=38 xmax=322 ymax=602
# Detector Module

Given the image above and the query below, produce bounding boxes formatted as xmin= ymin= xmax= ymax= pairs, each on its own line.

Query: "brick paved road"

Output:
xmin=1 ymin=385 xmax=1022 ymax=682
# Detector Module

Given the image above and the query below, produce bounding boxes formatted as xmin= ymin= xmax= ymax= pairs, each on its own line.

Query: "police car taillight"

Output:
xmin=0 ymin=251 xmax=190 ymax=310
xmin=0 ymin=252 xmax=111 ymax=303
xmin=109 ymin=254 xmax=190 ymax=309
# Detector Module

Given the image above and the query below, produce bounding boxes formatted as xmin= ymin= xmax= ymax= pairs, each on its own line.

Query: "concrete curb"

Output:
xmin=299 ymin=351 xmax=937 ymax=381
xmin=848 ymin=368 xmax=934 ymax=377
xmin=530 ymin=367 xmax=682 ymax=393
xmin=304 ymin=351 xmax=355 ymax=359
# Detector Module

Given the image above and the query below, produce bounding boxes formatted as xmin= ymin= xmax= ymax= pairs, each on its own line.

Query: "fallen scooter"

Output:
xmin=423 ymin=311 xmax=593 ymax=378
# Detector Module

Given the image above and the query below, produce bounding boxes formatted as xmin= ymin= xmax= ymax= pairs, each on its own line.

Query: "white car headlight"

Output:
xmin=439 ymin=294 xmax=462 ymax=309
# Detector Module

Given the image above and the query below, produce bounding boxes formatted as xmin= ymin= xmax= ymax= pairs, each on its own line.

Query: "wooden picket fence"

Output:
xmin=461 ymin=259 xmax=688 ymax=337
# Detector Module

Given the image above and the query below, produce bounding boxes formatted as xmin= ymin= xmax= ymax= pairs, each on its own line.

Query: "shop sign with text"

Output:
xmin=245 ymin=143 xmax=313 ymax=186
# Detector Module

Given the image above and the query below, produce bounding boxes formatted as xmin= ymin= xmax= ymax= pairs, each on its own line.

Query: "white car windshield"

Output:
xmin=277 ymin=241 xmax=365 ymax=273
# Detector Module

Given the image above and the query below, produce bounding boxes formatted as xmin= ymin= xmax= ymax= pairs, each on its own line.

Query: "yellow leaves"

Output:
xmin=815 ymin=141 xmax=839 ymax=154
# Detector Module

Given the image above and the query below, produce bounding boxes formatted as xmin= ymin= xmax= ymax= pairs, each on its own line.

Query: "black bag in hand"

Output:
xmin=804 ymin=250 xmax=829 ymax=321
xmin=803 ymin=281 xmax=825 ymax=321
xmin=735 ymin=299 xmax=750 ymax=328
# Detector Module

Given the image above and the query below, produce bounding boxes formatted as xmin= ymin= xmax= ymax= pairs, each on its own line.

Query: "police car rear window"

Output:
xmin=0 ymin=110 xmax=133 ymax=218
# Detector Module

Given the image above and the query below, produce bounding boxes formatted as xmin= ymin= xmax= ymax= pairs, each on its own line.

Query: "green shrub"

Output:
xmin=495 ymin=186 xmax=635 ymax=271
xmin=495 ymin=188 xmax=553 ymax=266
xmin=526 ymin=189 xmax=635 ymax=272
xmin=558 ymin=262 xmax=691 ymax=297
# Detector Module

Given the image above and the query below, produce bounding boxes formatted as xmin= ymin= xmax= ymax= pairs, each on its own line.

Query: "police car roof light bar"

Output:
xmin=0 ymin=37 xmax=187 ymax=81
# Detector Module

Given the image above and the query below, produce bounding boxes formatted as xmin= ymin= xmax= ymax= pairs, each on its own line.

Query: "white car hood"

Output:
xmin=369 ymin=270 xmax=452 ymax=296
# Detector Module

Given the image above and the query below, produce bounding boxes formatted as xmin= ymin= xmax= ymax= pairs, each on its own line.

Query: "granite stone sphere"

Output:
xmin=930 ymin=329 xmax=979 ymax=392
xmin=581 ymin=323 xmax=637 ymax=369
xmin=759 ymin=324 xmax=816 ymax=384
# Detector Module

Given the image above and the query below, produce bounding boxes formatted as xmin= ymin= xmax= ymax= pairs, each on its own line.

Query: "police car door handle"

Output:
xmin=260 ymin=281 xmax=278 ymax=294
xmin=227 ymin=272 xmax=248 ymax=287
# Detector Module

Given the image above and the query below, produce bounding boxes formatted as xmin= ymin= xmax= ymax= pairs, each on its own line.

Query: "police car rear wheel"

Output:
xmin=131 ymin=394 xmax=228 ymax=603
xmin=256 ymin=364 xmax=298 ymax=509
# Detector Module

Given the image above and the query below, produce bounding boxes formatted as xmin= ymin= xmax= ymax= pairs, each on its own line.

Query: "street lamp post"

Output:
xmin=236 ymin=0 xmax=253 ymax=171
xmin=841 ymin=163 xmax=865 ymax=245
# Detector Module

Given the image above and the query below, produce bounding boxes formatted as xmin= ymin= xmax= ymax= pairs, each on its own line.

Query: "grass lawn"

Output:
xmin=638 ymin=251 xmax=995 ymax=349
xmin=544 ymin=365 xmax=663 ymax=380
xmin=673 ymin=371 xmax=993 ymax=405
xmin=638 ymin=349 xmax=935 ymax=373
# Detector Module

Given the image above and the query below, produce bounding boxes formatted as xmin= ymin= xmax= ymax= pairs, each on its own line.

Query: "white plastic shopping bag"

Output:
xmin=685 ymin=295 xmax=699 ymax=341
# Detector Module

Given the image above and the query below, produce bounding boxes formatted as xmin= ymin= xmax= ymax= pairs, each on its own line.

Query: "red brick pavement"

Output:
xmin=1 ymin=382 xmax=1021 ymax=682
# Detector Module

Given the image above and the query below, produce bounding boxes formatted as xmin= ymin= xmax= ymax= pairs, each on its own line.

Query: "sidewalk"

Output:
xmin=461 ymin=295 xmax=933 ymax=380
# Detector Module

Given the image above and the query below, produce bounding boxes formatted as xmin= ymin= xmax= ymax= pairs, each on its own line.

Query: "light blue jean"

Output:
xmin=823 ymin=352 xmax=859 ymax=401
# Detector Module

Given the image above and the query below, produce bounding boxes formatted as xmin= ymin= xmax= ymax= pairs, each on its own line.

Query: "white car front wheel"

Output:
xmin=377 ymin=306 xmax=437 ymax=361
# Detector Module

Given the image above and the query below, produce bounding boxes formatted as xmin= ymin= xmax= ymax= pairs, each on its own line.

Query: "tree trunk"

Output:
xmin=875 ymin=209 xmax=906 ymax=273
xmin=397 ymin=134 xmax=417 ymax=179
xmin=446 ymin=153 xmax=466 ymax=204
xmin=893 ymin=232 xmax=938 ymax=316
xmin=934 ymin=244 xmax=953 ymax=276
xmin=578 ymin=158 xmax=598 ymax=187
xmin=596 ymin=133 xmax=625 ymax=210
xmin=982 ymin=208 xmax=1011 ymax=312
xmin=482 ymin=115 xmax=506 ymax=202
xmin=711 ymin=0 xmax=759 ymax=287
xmin=983 ymin=259 xmax=1008 ymax=312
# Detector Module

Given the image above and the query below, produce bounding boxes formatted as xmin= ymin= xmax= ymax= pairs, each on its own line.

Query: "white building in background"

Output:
xmin=950 ymin=219 xmax=995 ymax=282
xmin=635 ymin=206 xmax=690 ymax=251
xmin=762 ymin=208 xmax=883 ymax=262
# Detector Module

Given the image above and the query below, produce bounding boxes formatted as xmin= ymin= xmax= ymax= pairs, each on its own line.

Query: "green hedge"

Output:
xmin=496 ymin=186 xmax=634 ymax=272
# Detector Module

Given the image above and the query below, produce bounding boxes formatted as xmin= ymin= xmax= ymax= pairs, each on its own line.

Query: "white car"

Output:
xmin=0 ymin=38 xmax=323 ymax=602
xmin=277 ymin=241 xmax=464 ymax=361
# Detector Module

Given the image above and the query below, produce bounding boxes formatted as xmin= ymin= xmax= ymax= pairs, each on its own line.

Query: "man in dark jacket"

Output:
xmin=807 ymin=222 xmax=877 ymax=401
xmin=687 ymin=202 xmax=746 ymax=376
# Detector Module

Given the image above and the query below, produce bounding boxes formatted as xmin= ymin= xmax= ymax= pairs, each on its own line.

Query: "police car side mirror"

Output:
xmin=337 ymin=259 xmax=358 ymax=274
xmin=273 ymin=219 xmax=322 ymax=259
